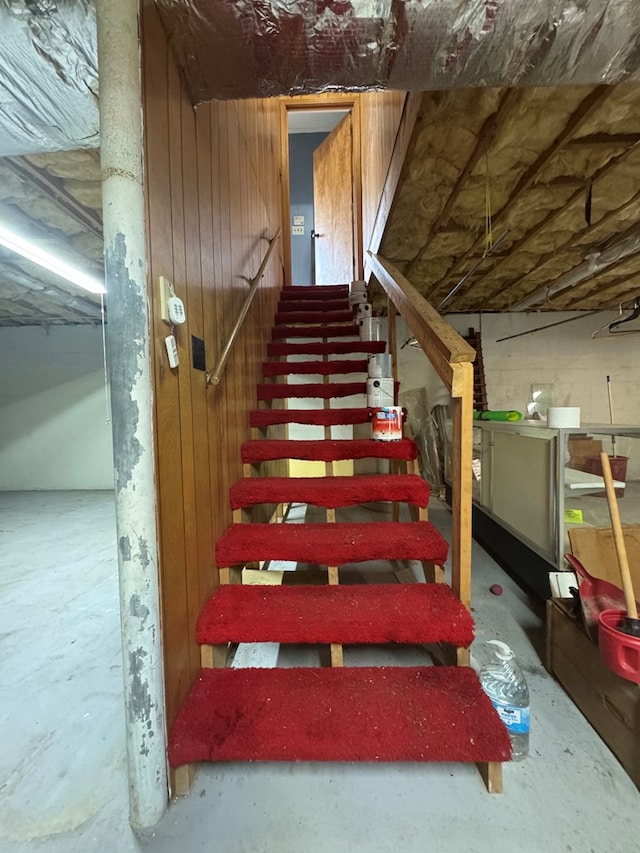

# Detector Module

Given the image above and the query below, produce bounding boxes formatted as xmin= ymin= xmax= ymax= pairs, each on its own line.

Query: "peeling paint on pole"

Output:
xmin=107 ymin=233 xmax=145 ymax=494
xmin=96 ymin=0 xmax=168 ymax=833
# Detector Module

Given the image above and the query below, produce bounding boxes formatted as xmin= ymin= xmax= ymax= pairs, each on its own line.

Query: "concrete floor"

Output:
xmin=1 ymin=490 xmax=639 ymax=853
xmin=0 ymin=491 xmax=129 ymax=850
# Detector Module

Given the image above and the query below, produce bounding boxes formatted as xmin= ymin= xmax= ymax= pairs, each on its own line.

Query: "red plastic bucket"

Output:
xmin=598 ymin=609 xmax=640 ymax=683
xmin=583 ymin=455 xmax=628 ymax=498
xmin=370 ymin=407 xmax=403 ymax=441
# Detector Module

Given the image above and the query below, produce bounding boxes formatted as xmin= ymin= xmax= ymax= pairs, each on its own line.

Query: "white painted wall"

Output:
xmin=0 ymin=326 xmax=114 ymax=490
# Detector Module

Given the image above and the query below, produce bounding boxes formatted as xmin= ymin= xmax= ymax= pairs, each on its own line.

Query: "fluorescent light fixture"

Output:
xmin=0 ymin=222 xmax=105 ymax=294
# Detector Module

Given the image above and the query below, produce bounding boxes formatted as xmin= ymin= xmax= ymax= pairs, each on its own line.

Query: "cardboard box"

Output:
xmin=546 ymin=598 xmax=640 ymax=789
xmin=568 ymin=526 xmax=640 ymax=592
xmin=566 ymin=436 xmax=603 ymax=470
xmin=548 ymin=526 xmax=640 ymax=789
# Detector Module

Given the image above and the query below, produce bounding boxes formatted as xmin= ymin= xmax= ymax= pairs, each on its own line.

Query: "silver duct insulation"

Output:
xmin=154 ymin=0 xmax=640 ymax=102
xmin=0 ymin=0 xmax=99 ymax=157
xmin=391 ymin=0 xmax=640 ymax=91
xmin=2 ymin=1 xmax=639 ymax=155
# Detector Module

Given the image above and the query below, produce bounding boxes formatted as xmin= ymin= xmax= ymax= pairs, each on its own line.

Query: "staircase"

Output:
xmin=168 ymin=284 xmax=510 ymax=790
xmin=462 ymin=327 xmax=488 ymax=413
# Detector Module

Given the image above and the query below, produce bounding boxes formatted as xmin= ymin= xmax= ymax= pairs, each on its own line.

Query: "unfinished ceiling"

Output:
xmin=0 ymin=1 xmax=102 ymax=328
xmin=0 ymin=150 xmax=104 ymax=327
xmin=0 ymin=0 xmax=99 ymax=158
xmin=154 ymin=1 xmax=640 ymax=102
xmin=153 ymin=0 xmax=640 ymax=312
xmin=378 ymin=83 xmax=640 ymax=313
xmin=3 ymin=2 xmax=640 ymax=327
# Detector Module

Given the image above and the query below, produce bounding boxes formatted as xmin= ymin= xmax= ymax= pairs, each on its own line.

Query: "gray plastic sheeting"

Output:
xmin=0 ymin=0 xmax=99 ymax=157
xmin=155 ymin=0 xmax=640 ymax=103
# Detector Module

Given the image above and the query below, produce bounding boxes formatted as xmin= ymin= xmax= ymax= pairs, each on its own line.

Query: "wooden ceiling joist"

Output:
xmin=564 ymin=264 xmax=640 ymax=309
xmin=427 ymin=85 xmax=614 ymax=302
xmin=0 ymin=296 xmax=87 ymax=327
xmin=532 ymin=227 xmax=640 ymax=310
xmin=406 ymin=88 xmax=520 ymax=278
xmin=451 ymin=135 xmax=640 ymax=309
xmin=532 ymin=176 xmax=587 ymax=189
xmin=594 ymin=218 xmax=640 ymax=254
xmin=0 ymin=259 xmax=102 ymax=322
xmin=483 ymin=191 xmax=640 ymax=309
xmin=526 ymin=251 xmax=640 ymax=310
xmin=567 ymin=133 xmax=640 ymax=148
xmin=437 ymin=223 xmax=474 ymax=234
xmin=0 ymin=198 xmax=103 ymax=278
xmin=5 ymin=157 xmax=103 ymax=241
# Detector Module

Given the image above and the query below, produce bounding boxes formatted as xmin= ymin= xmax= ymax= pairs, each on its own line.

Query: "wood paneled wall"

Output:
xmin=360 ymin=91 xmax=407 ymax=256
xmin=141 ymin=3 xmax=283 ymax=729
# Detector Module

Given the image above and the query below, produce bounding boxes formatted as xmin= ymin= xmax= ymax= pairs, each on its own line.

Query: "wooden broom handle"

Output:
xmin=600 ymin=451 xmax=638 ymax=619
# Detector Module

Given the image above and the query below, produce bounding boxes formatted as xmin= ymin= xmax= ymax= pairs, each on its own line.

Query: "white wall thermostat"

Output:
xmin=168 ymin=295 xmax=186 ymax=325
xmin=165 ymin=334 xmax=179 ymax=368
xmin=159 ymin=275 xmax=187 ymax=326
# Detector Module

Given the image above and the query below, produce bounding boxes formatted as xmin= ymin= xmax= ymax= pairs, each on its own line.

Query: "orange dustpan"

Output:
xmin=564 ymin=553 xmax=636 ymax=641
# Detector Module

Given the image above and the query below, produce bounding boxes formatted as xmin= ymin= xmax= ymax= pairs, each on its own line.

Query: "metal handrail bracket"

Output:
xmin=206 ymin=227 xmax=281 ymax=386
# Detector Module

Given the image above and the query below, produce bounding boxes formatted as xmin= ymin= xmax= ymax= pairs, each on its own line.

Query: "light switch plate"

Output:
xmin=292 ymin=225 xmax=305 ymax=236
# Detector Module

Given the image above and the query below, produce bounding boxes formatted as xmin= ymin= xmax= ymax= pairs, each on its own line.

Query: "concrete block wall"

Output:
xmin=453 ymin=312 xmax=639 ymax=425
xmin=0 ymin=325 xmax=114 ymax=490
xmin=396 ymin=311 xmax=640 ymax=422
xmin=394 ymin=310 xmax=640 ymax=477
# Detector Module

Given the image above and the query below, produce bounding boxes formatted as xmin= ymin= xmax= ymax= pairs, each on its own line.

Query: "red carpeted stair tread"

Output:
xmin=268 ymin=341 xmax=385 ymax=356
xmin=258 ymin=381 xmax=368 ymax=400
xmin=230 ymin=474 xmax=430 ymax=509
xmin=197 ymin=583 xmax=472 ymax=646
xmin=168 ymin=666 xmax=512 ymax=766
xmin=275 ymin=310 xmax=354 ymax=324
xmin=215 ymin=520 xmax=447 ymax=566
xmin=168 ymin=282 xmax=508 ymax=779
xmin=249 ymin=407 xmax=372 ymax=427
xmin=262 ymin=359 xmax=368 ymax=377
xmin=280 ymin=284 xmax=348 ymax=298
xmin=242 ymin=437 xmax=416 ymax=463
xmin=278 ymin=299 xmax=349 ymax=313
xmin=272 ymin=324 xmax=359 ymax=338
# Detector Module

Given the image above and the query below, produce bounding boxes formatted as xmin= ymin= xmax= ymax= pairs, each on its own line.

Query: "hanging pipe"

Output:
xmin=495 ymin=310 xmax=603 ymax=342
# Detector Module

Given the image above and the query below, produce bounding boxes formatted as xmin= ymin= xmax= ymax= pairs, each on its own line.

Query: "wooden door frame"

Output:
xmin=279 ymin=94 xmax=363 ymax=287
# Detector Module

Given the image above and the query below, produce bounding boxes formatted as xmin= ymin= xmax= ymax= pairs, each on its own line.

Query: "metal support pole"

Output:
xmin=96 ymin=0 xmax=168 ymax=831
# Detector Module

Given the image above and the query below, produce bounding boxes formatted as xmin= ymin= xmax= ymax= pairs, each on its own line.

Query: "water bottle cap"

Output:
xmin=487 ymin=640 xmax=514 ymax=661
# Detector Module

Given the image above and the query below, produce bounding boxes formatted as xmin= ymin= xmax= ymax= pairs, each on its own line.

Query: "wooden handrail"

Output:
xmin=367 ymin=253 xmax=475 ymax=388
xmin=206 ymin=227 xmax=281 ymax=386
xmin=368 ymin=251 xmax=475 ymax=623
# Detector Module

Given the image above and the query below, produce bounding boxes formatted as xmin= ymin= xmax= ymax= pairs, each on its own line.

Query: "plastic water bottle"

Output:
xmin=479 ymin=640 xmax=530 ymax=761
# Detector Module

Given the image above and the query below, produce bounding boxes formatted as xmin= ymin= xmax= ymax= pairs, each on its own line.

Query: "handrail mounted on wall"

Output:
xmin=206 ymin=227 xmax=281 ymax=386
